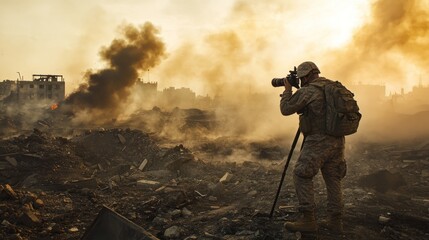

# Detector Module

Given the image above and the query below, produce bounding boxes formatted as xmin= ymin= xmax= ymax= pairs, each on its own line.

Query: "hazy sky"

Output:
xmin=1 ymin=0 xmax=426 ymax=96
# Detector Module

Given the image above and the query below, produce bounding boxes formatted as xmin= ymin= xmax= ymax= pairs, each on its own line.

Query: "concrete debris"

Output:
xmin=81 ymin=206 xmax=159 ymax=240
xmin=33 ymin=198 xmax=45 ymax=208
xmin=0 ymin=127 xmax=428 ymax=239
xmin=19 ymin=211 xmax=40 ymax=227
xmin=152 ymin=216 xmax=168 ymax=225
xmin=68 ymin=227 xmax=79 ymax=233
xmin=137 ymin=179 xmax=160 ymax=186
xmin=378 ymin=215 xmax=391 ymax=224
xmin=164 ymin=225 xmax=183 ymax=239
xmin=139 ymin=159 xmax=148 ymax=171
xmin=0 ymin=184 xmax=18 ymax=200
xmin=181 ymin=207 xmax=193 ymax=217
xmin=219 ymin=172 xmax=233 ymax=184
xmin=170 ymin=209 xmax=182 ymax=219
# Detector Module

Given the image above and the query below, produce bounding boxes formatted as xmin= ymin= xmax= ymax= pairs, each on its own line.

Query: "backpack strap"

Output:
xmin=307 ymin=80 xmax=333 ymax=135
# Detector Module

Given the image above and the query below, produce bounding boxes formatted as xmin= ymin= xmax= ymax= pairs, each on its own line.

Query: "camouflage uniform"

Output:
xmin=280 ymin=77 xmax=347 ymax=216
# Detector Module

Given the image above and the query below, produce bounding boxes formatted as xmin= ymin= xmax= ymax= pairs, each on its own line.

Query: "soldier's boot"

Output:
xmin=284 ymin=211 xmax=318 ymax=232
xmin=319 ymin=215 xmax=343 ymax=233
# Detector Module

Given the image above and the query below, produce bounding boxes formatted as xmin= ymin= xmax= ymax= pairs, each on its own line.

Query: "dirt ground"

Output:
xmin=0 ymin=109 xmax=429 ymax=240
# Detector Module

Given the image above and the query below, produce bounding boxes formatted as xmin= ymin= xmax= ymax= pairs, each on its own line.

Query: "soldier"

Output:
xmin=280 ymin=61 xmax=347 ymax=233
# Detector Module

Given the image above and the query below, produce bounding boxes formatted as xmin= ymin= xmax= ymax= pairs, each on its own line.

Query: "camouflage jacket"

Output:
xmin=280 ymin=77 xmax=333 ymax=136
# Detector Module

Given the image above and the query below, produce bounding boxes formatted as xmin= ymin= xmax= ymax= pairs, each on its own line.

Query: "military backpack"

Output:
xmin=311 ymin=80 xmax=362 ymax=136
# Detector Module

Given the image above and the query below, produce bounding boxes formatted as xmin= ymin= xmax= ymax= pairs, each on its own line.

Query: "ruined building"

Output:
xmin=0 ymin=74 xmax=65 ymax=104
xmin=0 ymin=80 xmax=15 ymax=101
xmin=158 ymin=87 xmax=196 ymax=110
xmin=134 ymin=79 xmax=213 ymax=110
xmin=389 ymin=82 xmax=429 ymax=113
xmin=135 ymin=79 xmax=158 ymax=109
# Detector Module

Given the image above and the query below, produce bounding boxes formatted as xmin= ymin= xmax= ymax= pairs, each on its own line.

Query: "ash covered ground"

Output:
xmin=0 ymin=107 xmax=428 ymax=240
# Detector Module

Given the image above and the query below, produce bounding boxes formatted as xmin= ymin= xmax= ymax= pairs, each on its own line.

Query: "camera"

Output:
xmin=271 ymin=66 xmax=300 ymax=89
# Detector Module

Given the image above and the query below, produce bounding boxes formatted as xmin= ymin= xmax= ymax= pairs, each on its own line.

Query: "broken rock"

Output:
xmin=152 ymin=216 xmax=169 ymax=226
xmin=33 ymin=198 xmax=45 ymax=209
xmin=19 ymin=211 xmax=41 ymax=227
xmin=164 ymin=225 xmax=183 ymax=239
xmin=219 ymin=172 xmax=233 ymax=184
xmin=81 ymin=206 xmax=159 ymax=240
xmin=181 ymin=207 xmax=193 ymax=217
xmin=378 ymin=215 xmax=391 ymax=224
xmin=0 ymin=184 xmax=18 ymax=200
xmin=137 ymin=179 xmax=160 ymax=186
xmin=68 ymin=227 xmax=79 ymax=233
xmin=139 ymin=159 xmax=148 ymax=171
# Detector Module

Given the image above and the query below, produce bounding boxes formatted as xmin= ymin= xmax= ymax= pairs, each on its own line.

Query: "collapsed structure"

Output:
xmin=0 ymin=74 xmax=65 ymax=104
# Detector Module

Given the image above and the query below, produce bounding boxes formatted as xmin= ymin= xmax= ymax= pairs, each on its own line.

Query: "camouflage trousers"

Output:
xmin=292 ymin=134 xmax=346 ymax=215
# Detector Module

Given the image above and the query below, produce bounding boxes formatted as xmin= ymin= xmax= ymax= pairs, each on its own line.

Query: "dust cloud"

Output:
xmin=156 ymin=0 xmax=298 ymax=141
xmin=63 ymin=22 xmax=166 ymax=124
xmin=6 ymin=0 xmax=427 ymax=144
xmin=326 ymin=0 xmax=429 ymax=87
xmin=151 ymin=0 xmax=429 ymax=143
xmin=324 ymin=0 xmax=429 ymax=142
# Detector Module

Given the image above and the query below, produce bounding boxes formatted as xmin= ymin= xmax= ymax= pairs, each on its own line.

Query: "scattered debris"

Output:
xmin=81 ymin=206 xmax=159 ymax=240
xmin=139 ymin=159 xmax=148 ymax=171
xmin=219 ymin=172 xmax=233 ymax=184
xmin=0 ymin=127 xmax=428 ymax=239
xmin=0 ymin=184 xmax=18 ymax=199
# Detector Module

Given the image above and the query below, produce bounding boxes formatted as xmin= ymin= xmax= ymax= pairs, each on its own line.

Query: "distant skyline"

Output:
xmin=1 ymin=0 xmax=427 ymax=97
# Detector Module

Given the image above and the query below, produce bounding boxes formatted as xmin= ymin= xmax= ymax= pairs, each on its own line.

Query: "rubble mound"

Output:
xmin=73 ymin=128 xmax=161 ymax=169
xmin=1 ymin=127 xmax=429 ymax=240
xmin=0 ymin=128 xmax=88 ymax=187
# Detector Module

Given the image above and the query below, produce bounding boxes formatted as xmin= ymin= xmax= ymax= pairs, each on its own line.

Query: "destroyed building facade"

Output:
xmin=0 ymin=74 xmax=65 ymax=104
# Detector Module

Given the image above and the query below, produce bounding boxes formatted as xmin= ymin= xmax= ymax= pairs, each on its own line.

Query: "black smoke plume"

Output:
xmin=63 ymin=22 xmax=166 ymax=122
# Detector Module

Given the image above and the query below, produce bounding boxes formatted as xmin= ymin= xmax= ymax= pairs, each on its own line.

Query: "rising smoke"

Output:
xmin=156 ymin=0 xmax=297 ymax=140
xmin=60 ymin=0 xmax=429 ymax=141
xmin=155 ymin=0 xmax=429 ymax=142
xmin=326 ymin=0 xmax=429 ymax=142
xmin=63 ymin=22 xmax=166 ymax=123
xmin=327 ymin=0 xmax=429 ymax=87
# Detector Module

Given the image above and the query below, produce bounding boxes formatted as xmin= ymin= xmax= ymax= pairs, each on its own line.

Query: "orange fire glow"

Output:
xmin=50 ymin=103 xmax=58 ymax=110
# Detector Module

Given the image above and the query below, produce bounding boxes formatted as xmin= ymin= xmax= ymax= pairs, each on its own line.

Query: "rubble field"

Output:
xmin=1 ymin=127 xmax=428 ymax=240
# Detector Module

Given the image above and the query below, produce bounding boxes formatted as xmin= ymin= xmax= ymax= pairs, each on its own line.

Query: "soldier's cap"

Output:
xmin=297 ymin=61 xmax=321 ymax=78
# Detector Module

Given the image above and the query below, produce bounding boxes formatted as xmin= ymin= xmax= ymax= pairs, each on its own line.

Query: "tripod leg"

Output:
xmin=269 ymin=128 xmax=301 ymax=218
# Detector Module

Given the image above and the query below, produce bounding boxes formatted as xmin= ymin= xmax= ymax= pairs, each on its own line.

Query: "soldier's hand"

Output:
xmin=283 ymin=78 xmax=292 ymax=91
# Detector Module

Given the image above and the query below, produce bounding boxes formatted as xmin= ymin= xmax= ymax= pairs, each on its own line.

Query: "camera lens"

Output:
xmin=272 ymin=78 xmax=285 ymax=87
